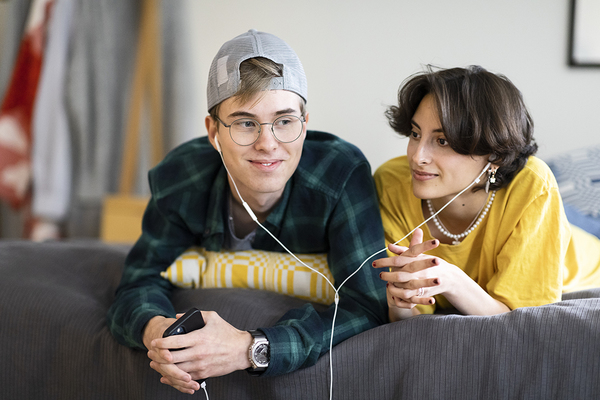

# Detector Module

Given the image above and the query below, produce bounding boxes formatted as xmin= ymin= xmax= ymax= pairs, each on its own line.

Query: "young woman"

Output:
xmin=373 ymin=65 xmax=600 ymax=321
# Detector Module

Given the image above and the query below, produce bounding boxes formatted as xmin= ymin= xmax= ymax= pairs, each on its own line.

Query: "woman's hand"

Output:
xmin=373 ymin=228 xmax=511 ymax=319
xmin=373 ymin=229 xmax=442 ymax=319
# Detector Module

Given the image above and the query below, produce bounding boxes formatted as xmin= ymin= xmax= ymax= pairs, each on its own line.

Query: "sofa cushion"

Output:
xmin=546 ymin=146 xmax=600 ymax=217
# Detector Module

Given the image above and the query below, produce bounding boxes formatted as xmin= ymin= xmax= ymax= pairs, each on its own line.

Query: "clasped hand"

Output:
xmin=373 ymin=228 xmax=453 ymax=314
xmin=144 ymin=311 xmax=252 ymax=394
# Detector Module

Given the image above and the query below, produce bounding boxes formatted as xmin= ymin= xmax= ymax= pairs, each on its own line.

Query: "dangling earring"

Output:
xmin=486 ymin=168 xmax=497 ymax=193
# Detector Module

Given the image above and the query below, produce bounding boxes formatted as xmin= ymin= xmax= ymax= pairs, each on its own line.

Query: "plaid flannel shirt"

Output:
xmin=107 ymin=130 xmax=388 ymax=376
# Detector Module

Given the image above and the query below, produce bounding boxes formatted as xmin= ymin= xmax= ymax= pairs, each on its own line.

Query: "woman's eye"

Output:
xmin=410 ymin=131 xmax=419 ymax=138
xmin=438 ymin=138 xmax=448 ymax=146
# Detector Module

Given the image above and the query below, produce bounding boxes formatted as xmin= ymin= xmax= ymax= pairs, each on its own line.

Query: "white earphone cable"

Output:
xmin=217 ymin=138 xmax=490 ymax=399
xmin=200 ymin=381 xmax=209 ymax=400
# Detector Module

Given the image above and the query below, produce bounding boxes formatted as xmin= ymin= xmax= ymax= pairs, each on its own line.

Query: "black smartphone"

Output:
xmin=163 ymin=307 xmax=205 ymax=338
xmin=162 ymin=307 xmax=206 ymax=385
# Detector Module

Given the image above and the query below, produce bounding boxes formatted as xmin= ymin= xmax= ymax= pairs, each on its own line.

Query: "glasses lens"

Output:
xmin=230 ymin=118 xmax=260 ymax=145
xmin=272 ymin=115 xmax=303 ymax=143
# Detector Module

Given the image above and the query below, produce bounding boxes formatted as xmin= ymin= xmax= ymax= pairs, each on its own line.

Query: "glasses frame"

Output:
xmin=214 ymin=114 xmax=306 ymax=146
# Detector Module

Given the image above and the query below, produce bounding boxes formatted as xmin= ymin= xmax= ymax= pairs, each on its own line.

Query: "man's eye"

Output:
xmin=275 ymin=118 xmax=293 ymax=126
xmin=233 ymin=119 xmax=257 ymax=129
xmin=410 ymin=131 xmax=419 ymax=138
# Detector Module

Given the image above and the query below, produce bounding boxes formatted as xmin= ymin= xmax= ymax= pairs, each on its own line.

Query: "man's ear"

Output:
xmin=206 ymin=115 xmax=220 ymax=152
xmin=301 ymin=112 xmax=309 ymax=137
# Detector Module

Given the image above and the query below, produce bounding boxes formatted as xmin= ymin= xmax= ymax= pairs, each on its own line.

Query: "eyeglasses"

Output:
xmin=214 ymin=114 xmax=306 ymax=146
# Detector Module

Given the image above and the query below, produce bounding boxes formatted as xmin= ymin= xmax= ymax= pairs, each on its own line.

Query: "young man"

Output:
xmin=107 ymin=30 xmax=387 ymax=394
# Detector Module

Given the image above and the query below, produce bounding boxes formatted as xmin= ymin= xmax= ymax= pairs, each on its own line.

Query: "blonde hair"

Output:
xmin=210 ymin=57 xmax=306 ymax=119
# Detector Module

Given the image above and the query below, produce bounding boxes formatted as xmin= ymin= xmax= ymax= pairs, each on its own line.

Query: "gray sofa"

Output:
xmin=1 ymin=239 xmax=600 ymax=399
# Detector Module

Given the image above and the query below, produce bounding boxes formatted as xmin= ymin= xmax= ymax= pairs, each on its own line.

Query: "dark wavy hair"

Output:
xmin=385 ymin=65 xmax=537 ymax=191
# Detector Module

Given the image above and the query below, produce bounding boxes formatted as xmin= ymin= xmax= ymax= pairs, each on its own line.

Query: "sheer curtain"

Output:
xmin=0 ymin=0 xmax=202 ymax=239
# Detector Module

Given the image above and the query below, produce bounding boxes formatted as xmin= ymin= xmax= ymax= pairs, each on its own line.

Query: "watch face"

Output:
xmin=254 ymin=343 xmax=270 ymax=366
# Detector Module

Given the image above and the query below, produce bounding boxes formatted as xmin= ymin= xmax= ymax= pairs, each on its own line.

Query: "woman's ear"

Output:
xmin=487 ymin=154 xmax=501 ymax=172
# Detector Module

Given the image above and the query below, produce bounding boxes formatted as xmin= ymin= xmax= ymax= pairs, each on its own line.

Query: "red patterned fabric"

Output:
xmin=0 ymin=0 xmax=53 ymax=209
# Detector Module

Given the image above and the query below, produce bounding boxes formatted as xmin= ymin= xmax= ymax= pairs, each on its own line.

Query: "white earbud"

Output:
xmin=214 ymin=136 xmax=221 ymax=153
xmin=474 ymin=162 xmax=491 ymax=184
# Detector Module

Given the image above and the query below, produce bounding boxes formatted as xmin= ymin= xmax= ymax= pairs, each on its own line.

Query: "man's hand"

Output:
xmin=143 ymin=311 xmax=253 ymax=394
xmin=143 ymin=316 xmax=199 ymax=394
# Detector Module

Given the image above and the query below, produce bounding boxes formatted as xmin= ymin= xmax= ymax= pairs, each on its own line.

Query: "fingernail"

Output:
xmin=433 ymin=278 xmax=440 ymax=285
xmin=392 ymin=296 xmax=396 ymax=301
xmin=432 ymin=258 xmax=438 ymax=265
xmin=428 ymin=299 xmax=434 ymax=304
xmin=372 ymin=261 xmax=376 ymax=267
xmin=379 ymin=272 xmax=383 ymax=278
xmin=431 ymin=239 xmax=438 ymax=245
xmin=386 ymin=282 xmax=389 ymax=288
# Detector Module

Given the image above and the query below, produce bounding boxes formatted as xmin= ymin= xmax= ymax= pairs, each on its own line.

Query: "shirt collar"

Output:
xmin=203 ymin=166 xmax=293 ymax=248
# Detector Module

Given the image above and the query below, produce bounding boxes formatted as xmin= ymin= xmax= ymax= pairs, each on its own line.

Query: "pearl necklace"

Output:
xmin=427 ymin=191 xmax=496 ymax=245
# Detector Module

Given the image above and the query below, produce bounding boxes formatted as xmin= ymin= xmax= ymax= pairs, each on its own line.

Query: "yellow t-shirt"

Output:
xmin=374 ymin=155 xmax=600 ymax=312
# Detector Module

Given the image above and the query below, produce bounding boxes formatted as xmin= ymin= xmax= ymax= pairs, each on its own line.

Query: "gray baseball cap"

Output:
xmin=207 ymin=29 xmax=308 ymax=111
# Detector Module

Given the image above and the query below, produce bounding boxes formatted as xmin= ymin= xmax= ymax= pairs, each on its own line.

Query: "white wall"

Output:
xmin=184 ymin=0 xmax=600 ymax=172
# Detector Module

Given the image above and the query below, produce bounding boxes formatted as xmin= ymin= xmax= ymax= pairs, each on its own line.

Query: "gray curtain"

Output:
xmin=0 ymin=0 xmax=201 ymax=239
xmin=64 ymin=0 xmax=142 ymax=237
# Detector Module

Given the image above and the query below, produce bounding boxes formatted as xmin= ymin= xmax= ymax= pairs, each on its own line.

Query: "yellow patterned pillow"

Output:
xmin=161 ymin=247 xmax=334 ymax=305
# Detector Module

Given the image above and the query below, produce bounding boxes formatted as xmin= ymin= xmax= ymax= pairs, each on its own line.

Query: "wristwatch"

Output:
xmin=247 ymin=330 xmax=270 ymax=376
